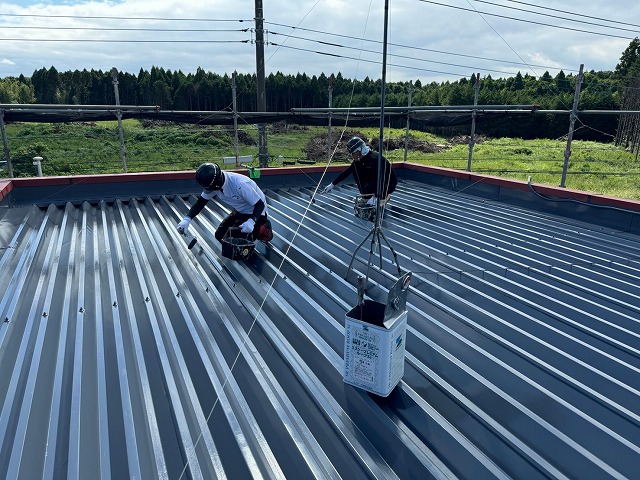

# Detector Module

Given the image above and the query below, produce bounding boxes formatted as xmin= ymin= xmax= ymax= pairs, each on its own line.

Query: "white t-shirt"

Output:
xmin=201 ymin=171 xmax=268 ymax=216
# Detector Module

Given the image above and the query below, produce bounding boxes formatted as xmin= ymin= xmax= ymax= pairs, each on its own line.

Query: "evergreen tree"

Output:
xmin=615 ymin=37 xmax=640 ymax=79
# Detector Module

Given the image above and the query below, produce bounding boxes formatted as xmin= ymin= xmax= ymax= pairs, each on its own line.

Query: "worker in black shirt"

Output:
xmin=322 ymin=136 xmax=397 ymax=205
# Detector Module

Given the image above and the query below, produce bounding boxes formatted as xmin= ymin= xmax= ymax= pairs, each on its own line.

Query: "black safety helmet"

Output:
xmin=346 ymin=136 xmax=366 ymax=154
xmin=195 ymin=162 xmax=224 ymax=190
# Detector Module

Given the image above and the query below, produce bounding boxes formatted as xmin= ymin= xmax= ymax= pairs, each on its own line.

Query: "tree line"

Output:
xmin=0 ymin=65 xmax=622 ymax=111
xmin=1 ymin=38 xmax=639 ymax=142
xmin=614 ymin=38 xmax=640 ymax=154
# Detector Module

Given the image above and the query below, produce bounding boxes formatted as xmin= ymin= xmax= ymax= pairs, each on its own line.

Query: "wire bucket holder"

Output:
xmin=354 ymin=195 xmax=376 ymax=222
xmin=221 ymin=227 xmax=255 ymax=261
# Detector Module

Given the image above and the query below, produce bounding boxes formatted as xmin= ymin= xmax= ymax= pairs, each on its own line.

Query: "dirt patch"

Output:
xmin=372 ymin=135 xmax=448 ymax=153
xmin=449 ymin=134 xmax=487 ymax=145
xmin=140 ymin=119 xmax=177 ymax=128
xmin=305 ymin=131 xmax=454 ymax=160
xmin=304 ymin=130 xmax=370 ymax=162
xmin=269 ymin=121 xmax=308 ymax=134
xmin=222 ymin=125 xmax=255 ymax=145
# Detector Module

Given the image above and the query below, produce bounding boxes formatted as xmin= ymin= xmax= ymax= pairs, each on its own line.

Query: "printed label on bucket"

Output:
xmin=347 ymin=328 xmax=381 ymax=386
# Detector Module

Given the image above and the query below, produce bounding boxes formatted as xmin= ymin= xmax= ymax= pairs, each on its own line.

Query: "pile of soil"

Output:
xmin=449 ymin=134 xmax=487 ymax=145
xmin=269 ymin=121 xmax=308 ymax=134
xmin=305 ymin=131 xmax=449 ymax=160
xmin=373 ymin=135 xmax=447 ymax=153
xmin=304 ymin=130 xmax=369 ymax=162
xmin=222 ymin=125 xmax=255 ymax=145
xmin=140 ymin=119 xmax=177 ymax=128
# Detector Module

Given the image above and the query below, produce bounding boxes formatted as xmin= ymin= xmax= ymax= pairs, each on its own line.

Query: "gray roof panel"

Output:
xmin=1 ymin=169 xmax=640 ymax=479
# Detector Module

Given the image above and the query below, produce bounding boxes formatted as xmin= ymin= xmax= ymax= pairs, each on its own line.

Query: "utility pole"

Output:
xmin=467 ymin=73 xmax=480 ymax=172
xmin=111 ymin=67 xmax=127 ymax=173
xmin=254 ymin=0 xmax=268 ymax=168
xmin=232 ymin=70 xmax=240 ymax=166
xmin=560 ymin=64 xmax=584 ymax=188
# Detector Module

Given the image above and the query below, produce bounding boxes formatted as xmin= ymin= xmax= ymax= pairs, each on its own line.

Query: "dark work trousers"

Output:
xmin=215 ymin=210 xmax=273 ymax=243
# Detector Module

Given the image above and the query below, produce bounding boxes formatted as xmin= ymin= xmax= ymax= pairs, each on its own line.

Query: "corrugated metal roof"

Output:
xmin=1 ymin=174 xmax=639 ymax=479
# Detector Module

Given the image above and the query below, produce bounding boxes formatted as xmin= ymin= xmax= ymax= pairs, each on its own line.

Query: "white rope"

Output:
xmin=177 ymin=2 xmax=376 ymax=478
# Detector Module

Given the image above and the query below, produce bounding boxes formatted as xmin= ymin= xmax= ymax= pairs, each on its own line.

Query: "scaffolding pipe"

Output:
xmin=560 ymin=64 xmax=584 ymax=188
xmin=403 ymin=82 xmax=413 ymax=163
xmin=328 ymin=75 xmax=333 ymax=161
xmin=467 ymin=73 xmax=481 ymax=172
xmin=0 ymin=109 xmax=12 ymax=177
xmin=291 ymin=104 xmax=540 ymax=113
xmin=0 ymin=104 xmax=160 ymax=111
xmin=111 ymin=68 xmax=127 ymax=173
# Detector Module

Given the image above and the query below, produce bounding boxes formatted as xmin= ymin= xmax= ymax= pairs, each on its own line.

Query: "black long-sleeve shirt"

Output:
xmin=332 ymin=151 xmax=397 ymax=197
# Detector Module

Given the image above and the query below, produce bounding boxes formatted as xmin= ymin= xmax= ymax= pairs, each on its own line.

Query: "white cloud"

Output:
xmin=0 ymin=0 xmax=638 ymax=82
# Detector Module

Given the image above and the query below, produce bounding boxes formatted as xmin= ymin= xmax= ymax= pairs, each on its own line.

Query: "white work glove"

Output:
xmin=323 ymin=183 xmax=334 ymax=194
xmin=366 ymin=196 xmax=376 ymax=206
xmin=177 ymin=215 xmax=192 ymax=234
xmin=240 ymin=218 xmax=256 ymax=234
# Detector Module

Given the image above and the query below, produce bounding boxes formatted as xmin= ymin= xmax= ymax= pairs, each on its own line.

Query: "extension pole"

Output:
xmin=560 ymin=64 xmax=584 ymax=188
xmin=345 ymin=0 xmax=401 ymax=281
xmin=376 ymin=0 xmax=389 ymax=219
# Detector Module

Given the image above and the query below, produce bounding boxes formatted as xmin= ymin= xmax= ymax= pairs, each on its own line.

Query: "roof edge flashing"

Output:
xmin=4 ymin=164 xmax=640 ymax=234
xmin=399 ymin=163 xmax=640 ymax=234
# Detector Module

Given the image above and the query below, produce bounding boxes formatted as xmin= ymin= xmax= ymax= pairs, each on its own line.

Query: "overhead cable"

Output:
xmin=269 ymin=30 xmax=520 ymax=76
xmin=0 ymin=13 xmax=251 ymax=22
xmin=470 ymin=0 xmax=640 ymax=34
xmin=265 ymin=21 xmax=577 ymax=73
xmin=499 ymin=0 xmax=640 ymax=29
xmin=418 ymin=0 xmax=640 ymax=40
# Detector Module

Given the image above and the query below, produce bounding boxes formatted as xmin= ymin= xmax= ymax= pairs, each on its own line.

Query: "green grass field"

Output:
xmin=3 ymin=120 xmax=639 ymax=200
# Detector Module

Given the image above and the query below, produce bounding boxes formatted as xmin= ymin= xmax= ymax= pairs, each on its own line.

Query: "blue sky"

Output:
xmin=1 ymin=0 xmax=639 ymax=83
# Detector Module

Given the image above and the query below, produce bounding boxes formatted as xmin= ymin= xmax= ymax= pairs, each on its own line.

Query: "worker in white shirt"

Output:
xmin=177 ymin=162 xmax=273 ymax=243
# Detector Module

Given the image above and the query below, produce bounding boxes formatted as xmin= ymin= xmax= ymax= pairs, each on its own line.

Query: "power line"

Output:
xmin=459 ymin=0 xmax=575 ymax=109
xmin=265 ymin=21 xmax=577 ymax=73
xmin=269 ymin=30 xmax=521 ymax=77
xmin=4 ymin=9 xmax=573 ymax=78
xmin=470 ymin=0 xmax=640 ymax=35
xmin=0 ymin=4 xmax=635 ymax=86
xmin=270 ymin=43 xmax=474 ymax=78
xmin=0 ymin=38 xmax=250 ymax=44
xmin=418 ymin=0 xmax=640 ymax=40
xmin=456 ymin=2 xmax=640 ymax=103
xmin=0 ymin=8 xmax=622 ymax=80
xmin=499 ymin=0 xmax=640 ymax=29
xmin=0 ymin=13 xmax=251 ymax=23
xmin=1 ymin=26 xmax=248 ymax=33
